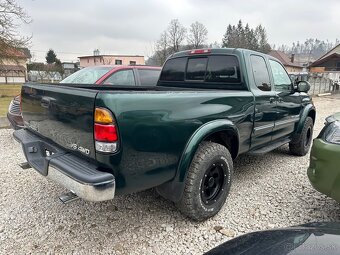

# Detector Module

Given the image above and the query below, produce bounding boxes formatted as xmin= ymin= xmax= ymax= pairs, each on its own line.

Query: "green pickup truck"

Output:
xmin=14 ymin=48 xmax=316 ymax=221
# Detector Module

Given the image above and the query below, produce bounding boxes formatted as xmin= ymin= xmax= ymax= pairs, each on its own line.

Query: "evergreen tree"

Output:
xmin=222 ymin=20 xmax=271 ymax=53
xmin=45 ymin=49 xmax=57 ymax=64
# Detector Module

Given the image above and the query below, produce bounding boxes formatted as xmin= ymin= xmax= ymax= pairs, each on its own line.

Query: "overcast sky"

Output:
xmin=17 ymin=0 xmax=340 ymax=62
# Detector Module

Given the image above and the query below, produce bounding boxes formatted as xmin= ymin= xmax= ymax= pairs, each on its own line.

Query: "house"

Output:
xmin=62 ymin=62 xmax=79 ymax=77
xmin=309 ymin=44 xmax=340 ymax=81
xmin=78 ymin=50 xmax=145 ymax=68
xmin=269 ymin=50 xmax=303 ymax=73
xmin=0 ymin=47 xmax=31 ymax=84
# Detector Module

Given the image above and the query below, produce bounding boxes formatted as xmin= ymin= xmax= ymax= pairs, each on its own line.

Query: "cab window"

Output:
xmin=250 ymin=55 xmax=271 ymax=91
xmin=269 ymin=60 xmax=292 ymax=92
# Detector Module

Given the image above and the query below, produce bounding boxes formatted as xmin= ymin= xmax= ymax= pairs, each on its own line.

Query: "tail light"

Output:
xmin=94 ymin=108 xmax=118 ymax=153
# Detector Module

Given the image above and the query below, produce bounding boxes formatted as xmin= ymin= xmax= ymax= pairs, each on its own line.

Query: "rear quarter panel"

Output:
xmin=95 ymin=90 xmax=254 ymax=194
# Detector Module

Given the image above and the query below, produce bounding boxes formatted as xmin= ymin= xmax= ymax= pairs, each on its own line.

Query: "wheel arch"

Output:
xmin=296 ymin=104 xmax=316 ymax=134
xmin=156 ymin=119 xmax=239 ymax=202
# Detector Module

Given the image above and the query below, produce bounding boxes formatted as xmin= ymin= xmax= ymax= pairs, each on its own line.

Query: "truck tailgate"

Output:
xmin=21 ymin=83 xmax=98 ymax=160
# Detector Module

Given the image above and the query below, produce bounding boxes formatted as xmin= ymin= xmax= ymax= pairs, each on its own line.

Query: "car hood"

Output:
xmin=205 ymin=222 xmax=340 ymax=255
xmin=326 ymin=112 xmax=340 ymax=123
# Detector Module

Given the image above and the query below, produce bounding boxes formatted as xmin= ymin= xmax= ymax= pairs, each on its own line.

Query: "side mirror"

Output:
xmin=296 ymin=81 xmax=310 ymax=93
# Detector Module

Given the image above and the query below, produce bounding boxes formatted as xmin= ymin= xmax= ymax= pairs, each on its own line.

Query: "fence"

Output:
xmin=308 ymin=76 xmax=334 ymax=96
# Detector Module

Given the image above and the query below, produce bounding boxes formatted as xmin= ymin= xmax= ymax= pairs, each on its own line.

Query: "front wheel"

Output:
xmin=289 ymin=117 xmax=314 ymax=156
xmin=176 ymin=141 xmax=233 ymax=221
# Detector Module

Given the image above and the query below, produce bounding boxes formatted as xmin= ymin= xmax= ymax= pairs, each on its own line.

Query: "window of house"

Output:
xmin=87 ymin=59 xmax=89 ymax=63
xmin=269 ymin=60 xmax=292 ymax=92
xmin=103 ymin=69 xmax=135 ymax=85
xmin=129 ymin=61 xmax=136 ymax=65
xmin=250 ymin=55 xmax=271 ymax=91
xmin=115 ymin=59 xmax=122 ymax=65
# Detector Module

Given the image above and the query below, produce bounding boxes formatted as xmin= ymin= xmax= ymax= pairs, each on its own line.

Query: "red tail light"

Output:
xmin=94 ymin=107 xmax=118 ymax=153
xmin=94 ymin=123 xmax=117 ymax=142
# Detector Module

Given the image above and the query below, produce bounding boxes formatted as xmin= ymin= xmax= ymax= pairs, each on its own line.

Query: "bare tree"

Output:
xmin=154 ymin=31 xmax=170 ymax=65
xmin=187 ymin=21 xmax=208 ymax=49
xmin=167 ymin=19 xmax=186 ymax=53
xmin=0 ymin=0 xmax=31 ymax=60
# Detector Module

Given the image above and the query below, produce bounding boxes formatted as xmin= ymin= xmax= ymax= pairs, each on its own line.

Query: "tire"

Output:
xmin=176 ymin=141 xmax=233 ymax=221
xmin=289 ymin=117 xmax=314 ymax=156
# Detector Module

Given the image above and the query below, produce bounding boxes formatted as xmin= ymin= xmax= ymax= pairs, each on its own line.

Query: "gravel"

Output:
xmin=1 ymin=95 xmax=340 ymax=254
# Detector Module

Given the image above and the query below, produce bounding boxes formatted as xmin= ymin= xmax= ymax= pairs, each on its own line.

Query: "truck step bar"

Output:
xmin=248 ymin=138 xmax=291 ymax=155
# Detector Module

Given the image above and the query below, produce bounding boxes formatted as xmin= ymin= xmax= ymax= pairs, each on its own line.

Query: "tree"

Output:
xmin=222 ymin=20 xmax=271 ymax=53
xmin=187 ymin=21 xmax=208 ymax=49
xmin=255 ymin=25 xmax=271 ymax=53
xmin=167 ymin=19 xmax=187 ymax=53
xmin=0 ymin=0 xmax=31 ymax=61
xmin=45 ymin=49 xmax=57 ymax=64
xmin=154 ymin=31 xmax=170 ymax=65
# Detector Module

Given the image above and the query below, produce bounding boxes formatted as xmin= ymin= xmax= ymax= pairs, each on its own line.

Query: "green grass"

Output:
xmin=0 ymin=84 xmax=22 ymax=97
xmin=0 ymin=97 xmax=12 ymax=116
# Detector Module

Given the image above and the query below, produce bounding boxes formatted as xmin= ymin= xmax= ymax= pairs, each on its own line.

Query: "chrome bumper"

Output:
xmin=48 ymin=166 xmax=115 ymax=202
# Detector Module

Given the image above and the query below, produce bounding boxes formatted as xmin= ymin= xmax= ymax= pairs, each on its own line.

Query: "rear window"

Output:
xmin=160 ymin=55 xmax=241 ymax=87
xmin=60 ymin=66 xmax=111 ymax=84
xmin=159 ymin=57 xmax=186 ymax=81
xmin=138 ymin=69 xmax=161 ymax=85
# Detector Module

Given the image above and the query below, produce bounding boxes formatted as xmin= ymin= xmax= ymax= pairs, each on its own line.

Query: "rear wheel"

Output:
xmin=289 ymin=117 xmax=314 ymax=156
xmin=176 ymin=141 xmax=233 ymax=221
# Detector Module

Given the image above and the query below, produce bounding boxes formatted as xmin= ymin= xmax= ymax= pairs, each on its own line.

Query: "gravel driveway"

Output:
xmin=1 ymin=95 xmax=340 ymax=254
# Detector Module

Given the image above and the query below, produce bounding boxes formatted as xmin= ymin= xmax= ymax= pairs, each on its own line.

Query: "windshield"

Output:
xmin=60 ymin=66 xmax=112 ymax=84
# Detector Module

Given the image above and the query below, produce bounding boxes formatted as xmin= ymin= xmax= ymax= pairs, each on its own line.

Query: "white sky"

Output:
xmin=17 ymin=0 xmax=340 ymax=62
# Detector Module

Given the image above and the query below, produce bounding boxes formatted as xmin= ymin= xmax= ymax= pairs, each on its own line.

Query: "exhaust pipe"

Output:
xmin=59 ymin=191 xmax=80 ymax=204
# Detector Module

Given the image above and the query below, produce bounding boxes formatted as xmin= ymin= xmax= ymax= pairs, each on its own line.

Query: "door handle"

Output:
xmin=269 ymin=97 xmax=276 ymax=103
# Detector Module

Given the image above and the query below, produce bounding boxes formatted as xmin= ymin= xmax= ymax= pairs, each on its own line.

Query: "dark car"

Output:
xmin=7 ymin=65 xmax=161 ymax=129
xmin=14 ymin=48 xmax=315 ymax=221
xmin=308 ymin=113 xmax=340 ymax=202
xmin=205 ymin=222 xmax=340 ymax=255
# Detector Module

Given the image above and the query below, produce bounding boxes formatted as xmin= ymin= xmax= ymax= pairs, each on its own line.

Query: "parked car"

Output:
xmin=308 ymin=112 xmax=340 ymax=202
xmin=7 ymin=65 xmax=161 ymax=129
xmin=7 ymin=94 xmax=24 ymax=129
xmin=205 ymin=222 xmax=340 ymax=255
xmin=14 ymin=48 xmax=315 ymax=221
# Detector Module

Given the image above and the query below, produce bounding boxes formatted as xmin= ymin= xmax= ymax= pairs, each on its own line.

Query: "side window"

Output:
xmin=186 ymin=57 xmax=207 ymax=81
xmin=138 ymin=69 xmax=161 ymax=85
xmin=103 ymin=70 xmax=135 ymax=86
xmin=269 ymin=60 xmax=292 ymax=92
xmin=159 ymin=57 xmax=186 ymax=81
xmin=250 ymin=55 xmax=271 ymax=91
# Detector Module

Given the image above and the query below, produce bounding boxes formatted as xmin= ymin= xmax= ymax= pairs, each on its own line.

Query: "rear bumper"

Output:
xmin=13 ymin=129 xmax=115 ymax=202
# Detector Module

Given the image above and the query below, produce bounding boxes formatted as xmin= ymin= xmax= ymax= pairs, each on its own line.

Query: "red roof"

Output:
xmin=1 ymin=47 xmax=27 ymax=58
xmin=269 ymin=50 xmax=302 ymax=68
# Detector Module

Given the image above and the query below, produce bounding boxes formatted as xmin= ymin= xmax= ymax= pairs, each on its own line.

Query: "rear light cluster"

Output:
xmin=94 ymin=108 xmax=118 ymax=153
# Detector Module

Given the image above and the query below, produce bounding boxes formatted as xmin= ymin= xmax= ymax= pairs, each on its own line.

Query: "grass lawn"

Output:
xmin=0 ymin=97 xmax=12 ymax=117
xmin=0 ymin=84 xmax=22 ymax=97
